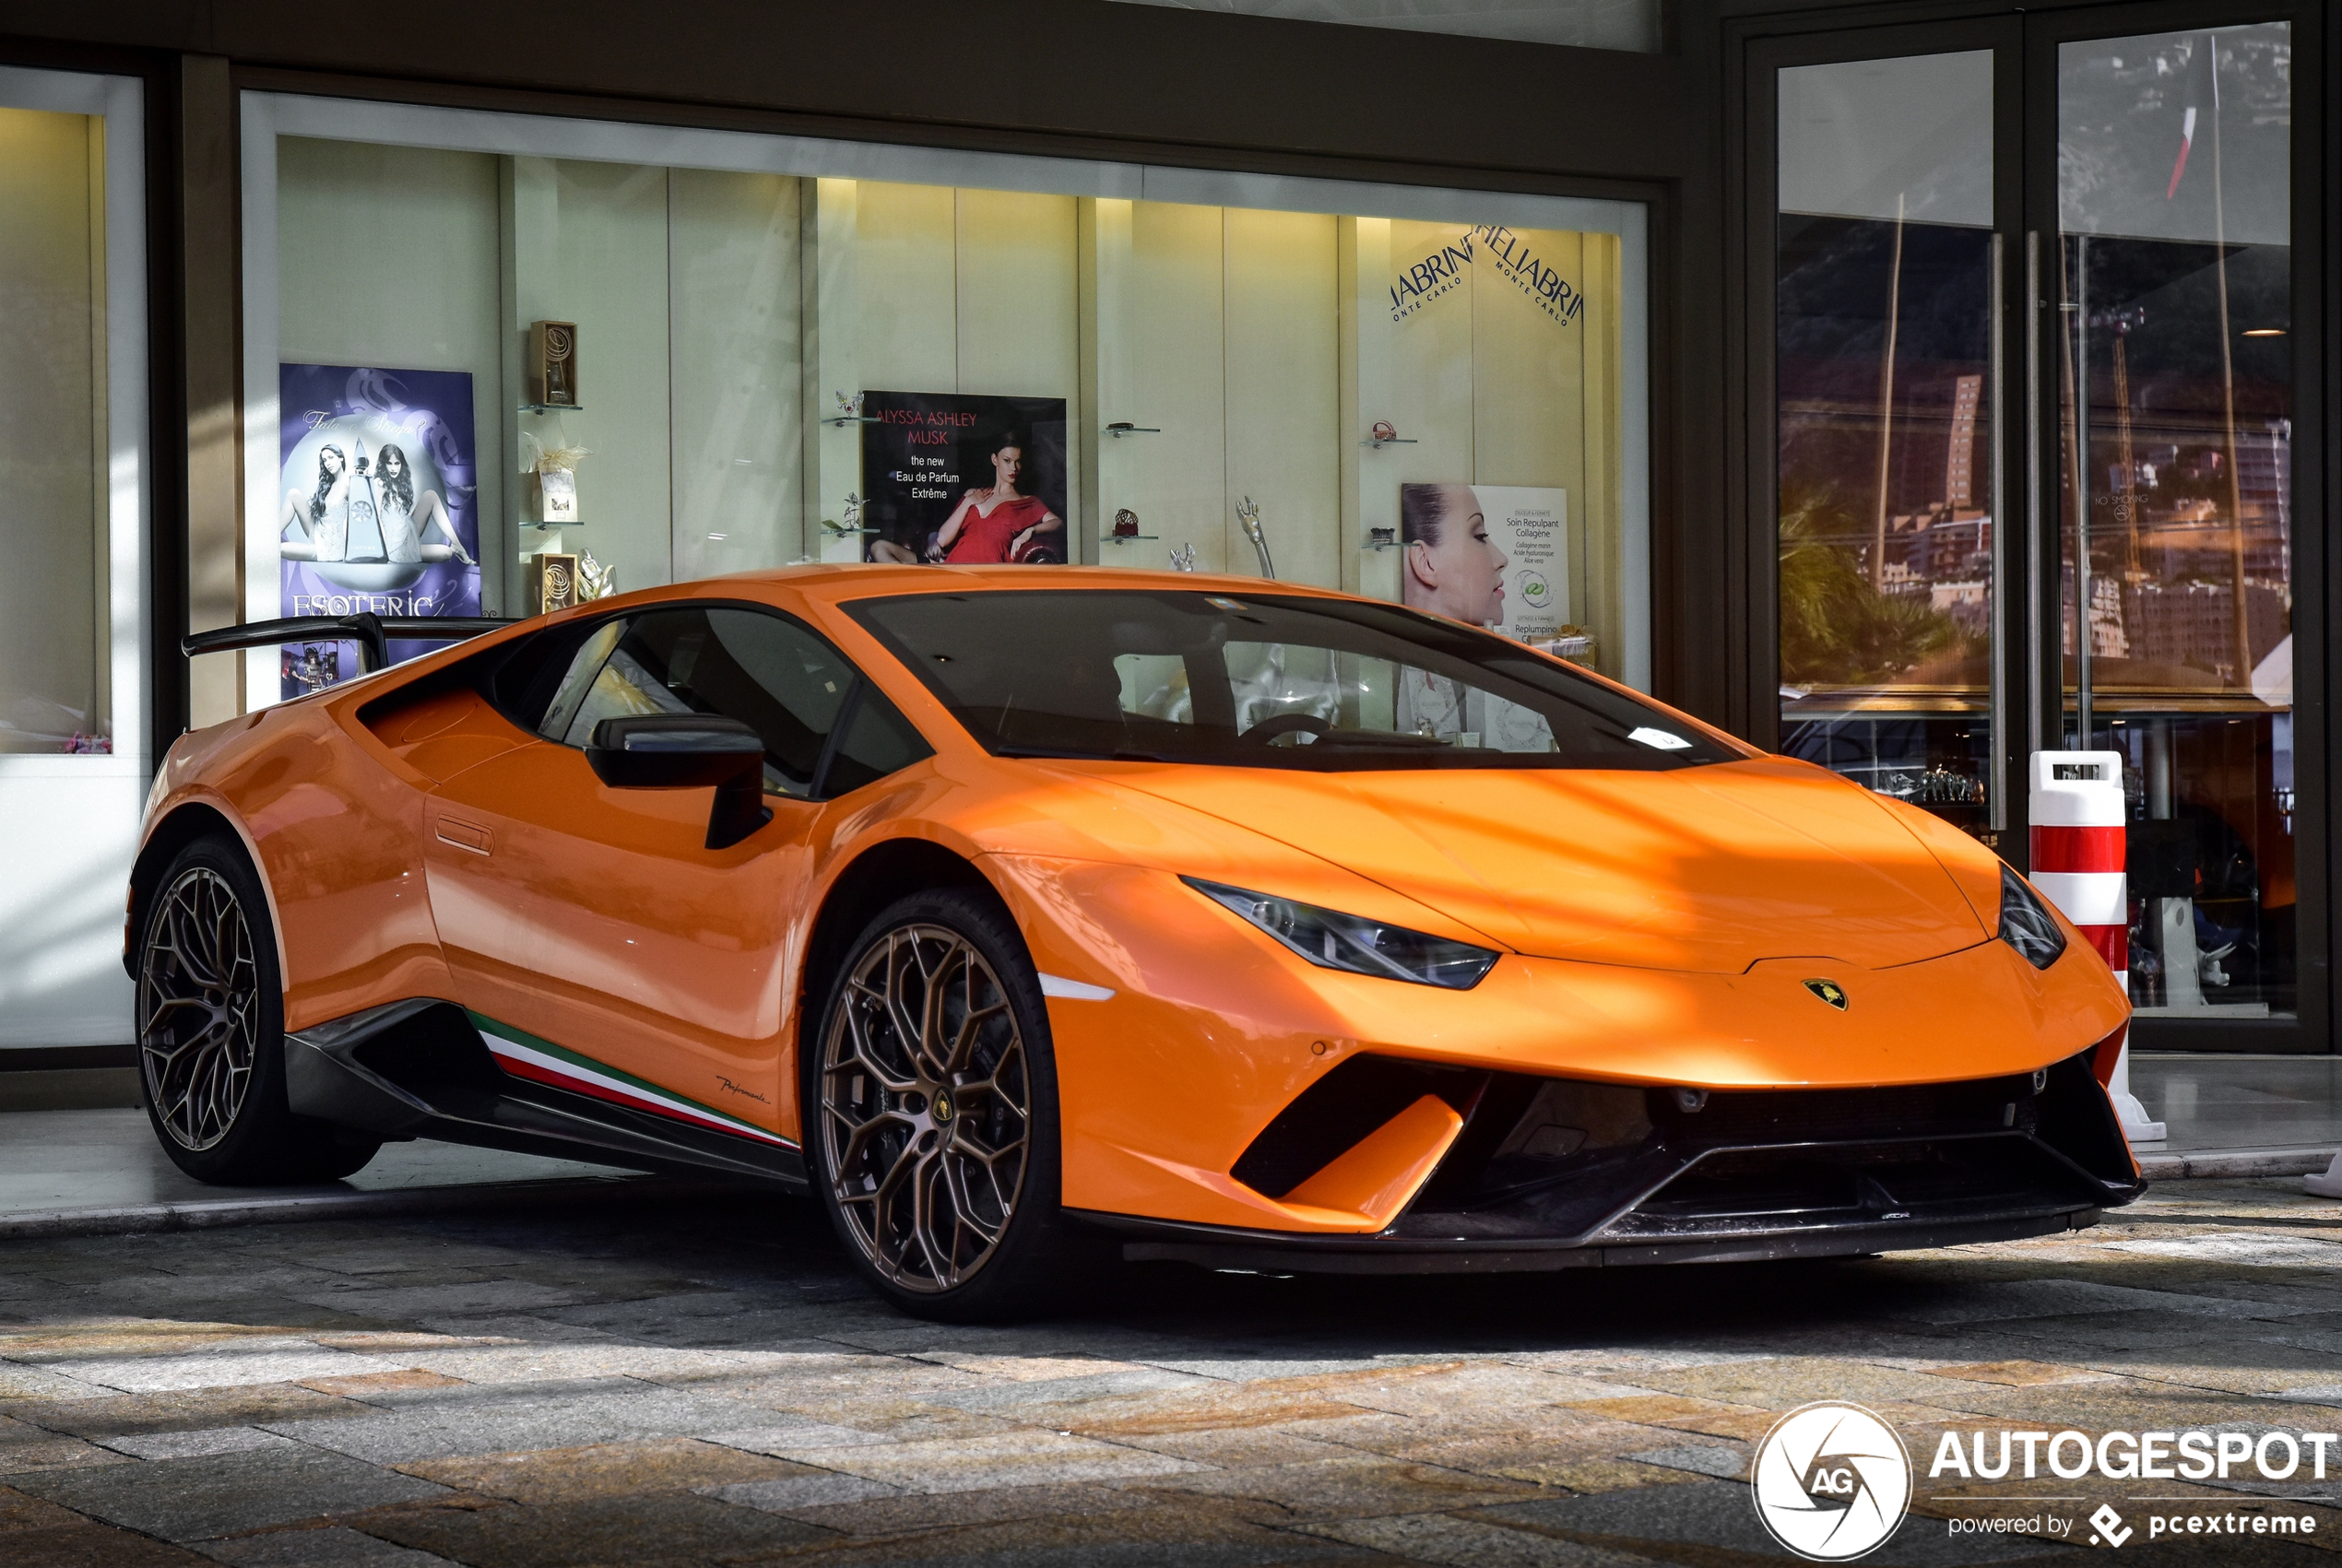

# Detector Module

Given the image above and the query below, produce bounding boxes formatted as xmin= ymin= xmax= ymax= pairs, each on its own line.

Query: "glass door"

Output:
xmin=2044 ymin=18 xmax=2312 ymax=1032
xmin=1766 ymin=27 xmax=2021 ymax=849
xmin=1757 ymin=4 xmax=2324 ymax=1049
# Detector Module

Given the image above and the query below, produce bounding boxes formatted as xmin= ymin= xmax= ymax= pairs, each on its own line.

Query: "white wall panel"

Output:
xmin=670 ymin=169 xmax=802 ymax=583
xmin=1223 ymin=207 xmax=1339 ymax=588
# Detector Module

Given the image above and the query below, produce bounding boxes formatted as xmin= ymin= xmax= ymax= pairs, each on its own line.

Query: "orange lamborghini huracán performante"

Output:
xmin=131 ymin=568 xmax=2140 ymax=1317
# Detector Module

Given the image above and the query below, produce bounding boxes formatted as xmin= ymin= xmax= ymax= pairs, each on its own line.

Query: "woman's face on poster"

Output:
xmin=321 ymin=447 xmax=346 ymax=477
xmin=1406 ymin=486 xmax=1506 ymax=626
xmin=380 ymin=447 xmax=406 ymax=478
xmin=991 ymin=445 xmax=1023 ymax=490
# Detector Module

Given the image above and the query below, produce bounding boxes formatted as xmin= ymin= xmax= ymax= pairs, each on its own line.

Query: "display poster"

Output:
xmin=858 ymin=391 xmax=1069 ymax=565
xmin=1474 ymin=485 xmax=1569 ymax=643
xmin=1395 ymin=481 xmax=1568 ymax=754
xmin=1396 ymin=482 xmax=1567 ymax=642
xmin=278 ymin=364 xmax=480 ymax=698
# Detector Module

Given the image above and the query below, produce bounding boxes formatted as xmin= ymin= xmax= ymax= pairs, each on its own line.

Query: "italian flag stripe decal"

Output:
xmin=466 ymin=1011 xmax=796 ymax=1149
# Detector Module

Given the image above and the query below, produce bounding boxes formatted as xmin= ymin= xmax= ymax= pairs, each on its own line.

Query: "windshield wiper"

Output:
xmin=1301 ymin=730 xmax=1450 ymax=749
xmin=992 ymin=745 xmax=1176 ymax=763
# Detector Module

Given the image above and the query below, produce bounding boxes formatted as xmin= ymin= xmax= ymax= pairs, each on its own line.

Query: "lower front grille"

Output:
xmin=1599 ymin=1135 xmax=2088 ymax=1242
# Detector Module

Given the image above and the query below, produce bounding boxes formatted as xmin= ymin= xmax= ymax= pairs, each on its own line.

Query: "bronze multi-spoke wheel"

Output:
xmin=809 ymin=889 xmax=1087 ymax=1319
xmin=139 ymin=866 xmax=259 ymax=1151
xmin=134 ymin=836 xmax=380 ymax=1185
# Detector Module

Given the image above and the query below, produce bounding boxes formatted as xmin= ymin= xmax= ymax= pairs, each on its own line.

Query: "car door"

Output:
xmin=421 ymin=602 xmax=926 ymax=1143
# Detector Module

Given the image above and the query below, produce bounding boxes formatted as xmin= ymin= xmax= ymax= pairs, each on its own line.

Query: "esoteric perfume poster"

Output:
xmin=278 ymin=364 xmax=481 ymax=698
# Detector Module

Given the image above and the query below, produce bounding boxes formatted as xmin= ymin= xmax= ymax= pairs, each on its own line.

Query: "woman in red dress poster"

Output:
xmin=928 ymin=430 xmax=1065 ymax=563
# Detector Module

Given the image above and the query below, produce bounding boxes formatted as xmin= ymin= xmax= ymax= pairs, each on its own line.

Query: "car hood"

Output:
xmin=1106 ymin=757 xmax=1995 ymax=973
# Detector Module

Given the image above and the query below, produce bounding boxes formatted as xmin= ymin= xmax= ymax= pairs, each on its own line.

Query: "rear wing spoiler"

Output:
xmin=181 ymin=612 xmax=516 ymax=674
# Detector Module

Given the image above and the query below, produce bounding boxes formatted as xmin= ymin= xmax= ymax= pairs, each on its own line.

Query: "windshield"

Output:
xmin=848 ymin=590 xmax=1743 ymax=772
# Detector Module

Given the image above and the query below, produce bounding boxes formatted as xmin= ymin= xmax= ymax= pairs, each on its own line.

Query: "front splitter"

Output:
xmin=1076 ymin=1205 xmax=2100 ymax=1275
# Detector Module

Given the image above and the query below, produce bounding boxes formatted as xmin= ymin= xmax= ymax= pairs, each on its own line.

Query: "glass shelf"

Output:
xmin=518 ymin=402 xmax=585 ymax=414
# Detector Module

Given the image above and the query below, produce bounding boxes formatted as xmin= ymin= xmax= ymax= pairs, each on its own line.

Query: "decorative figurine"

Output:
xmin=1113 ymin=508 xmax=1140 ymax=538
xmin=527 ymin=437 xmax=589 ymax=525
xmin=1236 ymin=496 xmax=1275 ymax=579
xmin=529 ymin=551 xmax=578 ymax=614
xmin=1169 ymin=543 xmax=1197 ymax=572
xmin=527 ymin=321 xmax=578 ymax=407
xmin=577 ymin=550 xmax=617 ymax=602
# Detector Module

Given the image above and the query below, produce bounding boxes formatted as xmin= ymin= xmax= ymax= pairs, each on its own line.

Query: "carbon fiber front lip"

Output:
xmin=1070 ymin=1120 xmax=2135 ymax=1275
xmin=1075 ymin=1204 xmax=2101 ymax=1275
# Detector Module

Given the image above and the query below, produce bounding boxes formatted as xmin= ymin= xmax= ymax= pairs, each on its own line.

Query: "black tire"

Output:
xmin=804 ymin=887 xmax=1100 ymax=1321
xmin=136 ymin=834 xmax=381 ymax=1185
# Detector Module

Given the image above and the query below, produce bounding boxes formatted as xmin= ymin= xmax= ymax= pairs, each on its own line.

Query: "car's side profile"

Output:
xmin=132 ymin=566 xmax=2139 ymax=1318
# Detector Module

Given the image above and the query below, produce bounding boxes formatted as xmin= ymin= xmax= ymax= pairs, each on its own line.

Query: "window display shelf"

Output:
xmin=1106 ymin=422 xmax=1161 ymax=438
xmin=1102 ymin=533 xmax=1161 ymax=543
xmin=518 ymin=403 xmax=585 ymax=415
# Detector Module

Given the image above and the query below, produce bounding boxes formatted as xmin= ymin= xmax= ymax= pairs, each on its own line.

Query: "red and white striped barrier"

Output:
xmin=2029 ymin=750 xmax=2164 ymax=1143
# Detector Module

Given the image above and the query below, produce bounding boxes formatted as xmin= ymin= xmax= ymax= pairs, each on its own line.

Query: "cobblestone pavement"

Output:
xmin=5 ymin=1179 xmax=2341 ymax=1567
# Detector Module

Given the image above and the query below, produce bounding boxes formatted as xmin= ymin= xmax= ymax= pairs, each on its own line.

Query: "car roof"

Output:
xmin=712 ymin=563 xmax=1358 ymax=608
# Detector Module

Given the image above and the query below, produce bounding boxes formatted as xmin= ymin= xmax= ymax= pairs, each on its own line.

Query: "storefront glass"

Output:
xmin=0 ymin=65 xmax=148 ymax=1046
xmin=236 ymin=97 xmax=1650 ymax=703
xmin=2056 ymin=24 xmax=2295 ymax=1019
xmin=1 ymin=94 xmax=115 ymax=754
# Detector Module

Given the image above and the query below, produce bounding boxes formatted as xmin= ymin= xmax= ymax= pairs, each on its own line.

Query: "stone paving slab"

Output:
xmin=6 ymin=1180 xmax=2342 ymax=1563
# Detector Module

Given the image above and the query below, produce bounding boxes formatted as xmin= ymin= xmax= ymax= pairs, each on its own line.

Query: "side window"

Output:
xmin=538 ymin=619 xmax=627 ymax=743
xmin=822 ymin=687 xmax=932 ymax=796
xmin=542 ymin=604 xmax=927 ymax=799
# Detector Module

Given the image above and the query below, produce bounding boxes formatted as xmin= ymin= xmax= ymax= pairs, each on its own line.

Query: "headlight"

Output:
xmin=1182 ymin=877 xmax=1499 ymax=989
xmin=1998 ymin=865 xmax=2068 ymax=971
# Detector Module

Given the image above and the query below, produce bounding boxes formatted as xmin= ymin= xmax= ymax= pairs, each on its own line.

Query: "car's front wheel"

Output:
xmin=136 ymin=834 xmax=381 ymax=1185
xmin=807 ymin=889 xmax=1091 ymax=1320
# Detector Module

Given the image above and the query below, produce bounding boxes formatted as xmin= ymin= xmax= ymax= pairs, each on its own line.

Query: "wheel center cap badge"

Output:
xmin=930 ymin=1090 xmax=953 ymax=1124
xmin=1804 ymin=979 xmax=1849 ymax=1011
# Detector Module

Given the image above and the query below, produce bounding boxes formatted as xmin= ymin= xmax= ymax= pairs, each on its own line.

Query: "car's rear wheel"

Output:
xmin=807 ymin=888 xmax=1092 ymax=1320
xmin=136 ymin=835 xmax=381 ymax=1185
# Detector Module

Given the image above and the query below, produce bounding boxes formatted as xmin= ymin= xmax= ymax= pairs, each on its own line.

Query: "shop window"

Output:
xmin=0 ymin=97 xmax=114 ymax=754
xmin=0 ymin=64 xmax=148 ymax=1047
xmin=239 ymin=97 xmax=1649 ymax=701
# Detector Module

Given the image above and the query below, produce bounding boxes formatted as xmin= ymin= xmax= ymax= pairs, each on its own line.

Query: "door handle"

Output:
xmin=1988 ymin=230 xmax=2007 ymax=834
xmin=2024 ymin=230 xmax=2043 ymax=764
xmin=435 ymin=816 xmax=492 ymax=855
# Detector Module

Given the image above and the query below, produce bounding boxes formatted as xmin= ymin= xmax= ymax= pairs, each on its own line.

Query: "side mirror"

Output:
xmin=586 ymin=714 xmax=774 ymax=850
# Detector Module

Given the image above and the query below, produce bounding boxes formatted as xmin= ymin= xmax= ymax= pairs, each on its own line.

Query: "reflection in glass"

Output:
xmin=1775 ymin=53 xmax=1997 ymax=837
xmin=2056 ymin=25 xmax=2292 ymax=1018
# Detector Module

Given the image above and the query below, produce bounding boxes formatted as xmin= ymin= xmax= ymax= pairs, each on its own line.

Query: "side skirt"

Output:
xmin=285 ymin=999 xmax=805 ymax=1189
